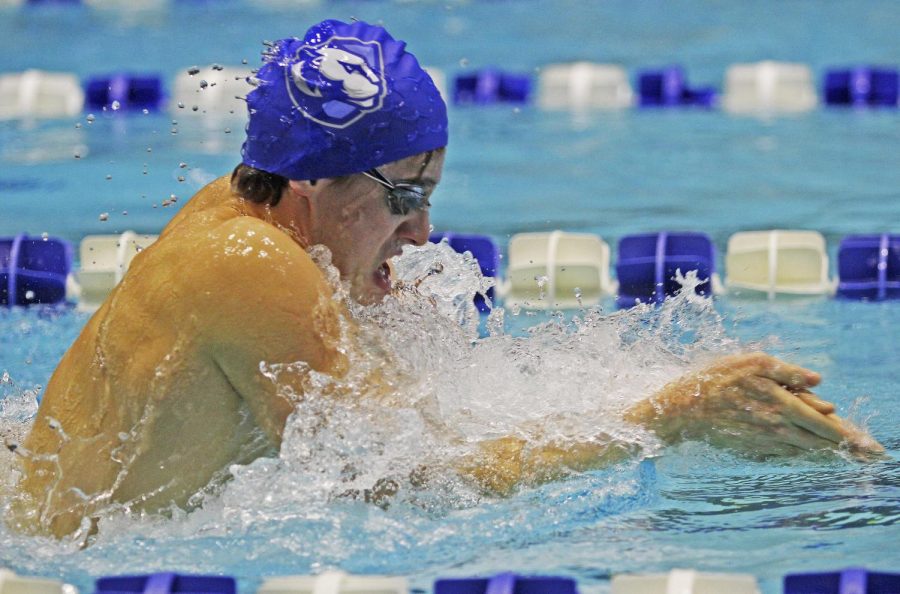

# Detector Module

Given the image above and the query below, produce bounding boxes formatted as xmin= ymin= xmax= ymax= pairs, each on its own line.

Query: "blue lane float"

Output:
xmin=4 ymin=62 xmax=900 ymax=120
xmin=615 ymin=231 xmax=716 ymax=308
xmin=453 ymin=69 xmax=531 ymax=105
xmin=0 ymin=234 xmax=72 ymax=307
xmin=95 ymin=573 xmax=236 ymax=594
xmin=430 ymin=231 xmax=499 ymax=311
xmin=836 ymin=234 xmax=900 ymax=301
xmin=784 ymin=567 xmax=900 ymax=594
xmin=824 ymin=67 xmax=899 ymax=107
xmin=435 ymin=573 xmax=578 ymax=594
xmin=84 ymin=74 xmax=166 ymax=112
xmin=636 ymin=66 xmax=716 ymax=107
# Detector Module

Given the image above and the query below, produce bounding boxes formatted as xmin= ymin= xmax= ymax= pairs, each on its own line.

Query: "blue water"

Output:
xmin=1 ymin=1 xmax=899 ymax=593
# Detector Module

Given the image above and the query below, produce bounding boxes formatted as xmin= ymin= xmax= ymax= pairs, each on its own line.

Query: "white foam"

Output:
xmin=0 ymin=242 xmax=742 ymax=570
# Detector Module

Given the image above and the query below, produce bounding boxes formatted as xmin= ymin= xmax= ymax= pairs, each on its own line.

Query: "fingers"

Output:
xmin=746 ymin=353 xmax=821 ymax=389
xmin=794 ymin=389 xmax=836 ymax=415
xmin=738 ymin=376 xmax=848 ymax=444
xmin=828 ymin=414 xmax=887 ymax=455
xmin=739 ymin=376 xmax=887 ymax=457
xmin=778 ymin=423 xmax=841 ymax=451
xmin=731 ymin=354 xmax=839 ymax=424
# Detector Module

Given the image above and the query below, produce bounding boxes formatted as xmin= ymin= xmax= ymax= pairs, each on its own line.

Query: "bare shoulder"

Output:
xmin=199 ymin=216 xmax=321 ymax=290
xmin=188 ymin=216 xmax=346 ymax=370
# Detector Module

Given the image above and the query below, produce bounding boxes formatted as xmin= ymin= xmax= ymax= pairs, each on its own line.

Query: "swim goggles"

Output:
xmin=361 ymin=167 xmax=431 ymax=216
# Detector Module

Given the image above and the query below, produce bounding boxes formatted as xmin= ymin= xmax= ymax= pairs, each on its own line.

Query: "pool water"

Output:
xmin=1 ymin=1 xmax=899 ymax=593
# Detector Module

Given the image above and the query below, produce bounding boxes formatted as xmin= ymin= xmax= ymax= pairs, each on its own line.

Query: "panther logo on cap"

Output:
xmin=285 ymin=36 xmax=387 ymax=129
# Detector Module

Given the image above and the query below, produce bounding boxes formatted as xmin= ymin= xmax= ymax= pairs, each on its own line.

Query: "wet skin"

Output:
xmin=463 ymin=353 xmax=885 ymax=496
xmin=12 ymin=149 xmax=883 ymax=538
xmin=14 ymin=153 xmax=442 ymax=539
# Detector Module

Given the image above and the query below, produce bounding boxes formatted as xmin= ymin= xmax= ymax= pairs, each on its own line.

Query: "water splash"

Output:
xmin=0 ymin=242 xmax=759 ymax=588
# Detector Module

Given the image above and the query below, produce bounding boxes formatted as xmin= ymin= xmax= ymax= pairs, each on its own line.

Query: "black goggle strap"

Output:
xmin=361 ymin=168 xmax=395 ymax=191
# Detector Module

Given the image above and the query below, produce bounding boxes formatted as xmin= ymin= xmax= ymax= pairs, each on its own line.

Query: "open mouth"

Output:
xmin=373 ymin=260 xmax=392 ymax=294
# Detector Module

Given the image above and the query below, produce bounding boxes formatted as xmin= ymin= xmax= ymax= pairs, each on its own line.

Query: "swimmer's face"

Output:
xmin=312 ymin=150 xmax=444 ymax=304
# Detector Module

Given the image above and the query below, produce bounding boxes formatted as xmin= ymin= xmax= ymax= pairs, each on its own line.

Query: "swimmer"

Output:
xmin=10 ymin=20 xmax=883 ymax=540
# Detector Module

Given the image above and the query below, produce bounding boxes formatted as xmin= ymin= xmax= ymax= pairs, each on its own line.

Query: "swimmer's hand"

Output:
xmin=624 ymin=353 xmax=885 ymax=458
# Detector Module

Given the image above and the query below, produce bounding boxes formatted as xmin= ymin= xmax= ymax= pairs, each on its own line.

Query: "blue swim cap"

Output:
xmin=241 ymin=19 xmax=448 ymax=180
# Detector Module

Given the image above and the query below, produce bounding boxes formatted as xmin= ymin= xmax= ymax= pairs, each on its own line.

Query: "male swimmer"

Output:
xmin=10 ymin=20 xmax=882 ymax=540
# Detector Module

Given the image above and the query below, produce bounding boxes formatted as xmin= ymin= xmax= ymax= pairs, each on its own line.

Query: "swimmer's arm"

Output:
xmin=196 ymin=218 xmax=349 ymax=448
xmin=622 ymin=352 xmax=884 ymax=456
xmin=455 ymin=435 xmax=639 ymax=496
xmin=457 ymin=353 xmax=885 ymax=496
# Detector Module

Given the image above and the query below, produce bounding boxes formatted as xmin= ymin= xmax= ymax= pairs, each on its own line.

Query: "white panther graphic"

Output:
xmin=286 ymin=37 xmax=386 ymax=127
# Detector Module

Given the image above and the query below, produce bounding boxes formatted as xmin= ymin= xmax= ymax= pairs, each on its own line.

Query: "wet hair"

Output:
xmin=230 ymin=163 xmax=290 ymax=206
xmin=231 ymin=148 xmax=443 ymax=207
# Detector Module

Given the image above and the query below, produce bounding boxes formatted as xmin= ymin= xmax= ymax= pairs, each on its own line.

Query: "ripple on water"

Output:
xmin=0 ymin=243 xmax=894 ymax=593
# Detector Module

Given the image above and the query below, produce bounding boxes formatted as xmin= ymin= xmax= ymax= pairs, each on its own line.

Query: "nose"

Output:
xmin=397 ymin=208 xmax=431 ymax=246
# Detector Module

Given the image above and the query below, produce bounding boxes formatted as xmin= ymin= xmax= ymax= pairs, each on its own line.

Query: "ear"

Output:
xmin=288 ymin=179 xmax=317 ymax=199
xmin=287 ymin=179 xmax=319 ymax=213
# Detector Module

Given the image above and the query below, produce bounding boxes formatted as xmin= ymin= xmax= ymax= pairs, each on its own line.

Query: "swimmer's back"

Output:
xmin=17 ymin=176 xmax=347 ymax=538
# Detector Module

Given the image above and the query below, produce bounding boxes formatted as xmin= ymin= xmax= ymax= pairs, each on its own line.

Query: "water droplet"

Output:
xmin=535 ymin=275 xmax=549 ymax=300
xmin=212 ymin=63 xmax=224 ymax=71
xmin=170 ymin=127 xmax=178 ymax=135
xmin=199 ymin=80 xmax=209 ymax=89
xmin=187 ymin=66 xmax=200 ymax=76
xmin=74 ymin=123 xmax=82 ymax=129
xmin=147 ymin=147 xmax=153 ymax=153
xmin=459 ymin=58 xmax=469 ymax=67
xmin=142 ymin=108 xmax=149 ymax=115
xmin=122 ymin=210 xmax=128 ymax=216
xmin=41 ymin=232 xmax=49 ymax=240
xmin=86 ymin=114 xmax=96 ymax=124
xmin=242 ymin=59 xmax=248 ymax=65
xmin=177 ymin=102 xmax=185 ymax=109
xmin=105 ymin=174 xmax=112 ymax=180
xmin=224 ymin=128 xmax=232 ymax=134
xmin=179 ymin=162 xmax=188 ymax=168
xmin=177 ymin=176 xmax=185 ymax=182
xmin=74 ymin=152 xmax=81 ymax=159
xmin=192 ymin=105 xmax=199 ymax=112
xmin=111 ymin=100 xmax=121 ymax=111
xmin=24 ymin=290 xmax=34 ymax=301
xmin=99 ymin=212 xmax=109 ymax=221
